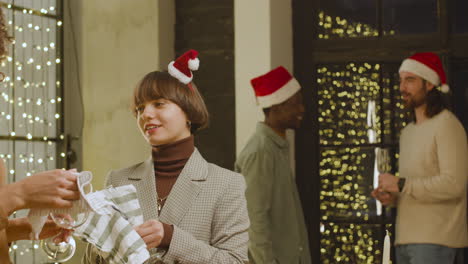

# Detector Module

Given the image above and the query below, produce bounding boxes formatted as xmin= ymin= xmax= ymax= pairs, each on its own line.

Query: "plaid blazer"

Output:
xmin=84 ymin=148 xmax=249 ymax=264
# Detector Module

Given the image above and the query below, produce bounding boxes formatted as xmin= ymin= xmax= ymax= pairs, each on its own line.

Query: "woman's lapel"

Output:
xmin=127 ymin=156 xmax=159 ymax=221
xmin=158 ymin=149 xmax=208 ymax=225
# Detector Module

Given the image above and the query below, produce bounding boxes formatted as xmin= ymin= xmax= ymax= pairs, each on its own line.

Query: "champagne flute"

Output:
xmin=376 ymin=147 xmax=391 ymax=174
xmin=375 ymin=147 xmax=392 ymax=200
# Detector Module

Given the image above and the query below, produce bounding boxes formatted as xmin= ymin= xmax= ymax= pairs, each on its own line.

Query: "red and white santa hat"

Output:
xmin=250 ymin=66 xmax=301 ymax=108
xmin=399 ymin=52 xmax=449 ymax=93
xmin=168 ymin=49 xmax=200 ymax=84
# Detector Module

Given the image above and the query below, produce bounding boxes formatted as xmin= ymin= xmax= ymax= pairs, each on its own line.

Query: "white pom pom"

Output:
xmin=188 ymin=58 xmax=199 ymax=71
xmin=441 ymin=84 xmax=449 ymax=93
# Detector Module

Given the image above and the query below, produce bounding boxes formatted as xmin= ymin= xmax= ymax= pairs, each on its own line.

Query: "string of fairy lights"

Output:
xmin=316 ymin=11 xmax=411 ymax=264
xmin=0 ymin=0 xmax=63 ymax=263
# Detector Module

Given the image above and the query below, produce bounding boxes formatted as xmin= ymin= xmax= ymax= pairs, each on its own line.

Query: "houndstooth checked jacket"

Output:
xmin=83 ymin=148 xmax=249 ymax=264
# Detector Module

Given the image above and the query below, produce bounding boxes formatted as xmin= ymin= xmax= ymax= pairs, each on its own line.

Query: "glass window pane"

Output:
xmin=14 ymin=140 xmax=57 ymax=178
xmin=1 ymin=140 xmax=58 ymax=263
xmin=451 ymin=63 xmax=468 ymax=130
xmin=10 ymin=0 xmax=58 ymax=16
xmin=320 ymin=147 xmax=394 ymax=221
xmin=13 ymin=12 xmax=58 ymax=138
xmin=0 ymin=8 xmax=14 ymax=137
xmin=0 ymin=2 xmax=63 ymax=263
xmin=0 ymin=140 xmax=14 ymax=183
xmin=318 ymin=63 xmax=382 ymax=145
xmin=382 ymin=69 xmax=412 ymax=142
xmin=383 ymin=0 xmax=438 ymax=36
xmin=318 ymin=0 xmax=378 ymax=39
xmin=451 ymin=0 xmax=468 ymax=33
xmin=320 ymin=222 xmax=394 ymax=264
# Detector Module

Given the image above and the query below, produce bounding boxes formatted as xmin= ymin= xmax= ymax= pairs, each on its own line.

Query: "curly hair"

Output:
xmin=0 ymin=8 xmax=13 ymax=81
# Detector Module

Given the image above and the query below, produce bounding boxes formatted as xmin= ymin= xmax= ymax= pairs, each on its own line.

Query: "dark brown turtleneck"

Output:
xmin=152 ymin=135 xmax=194 ymax=247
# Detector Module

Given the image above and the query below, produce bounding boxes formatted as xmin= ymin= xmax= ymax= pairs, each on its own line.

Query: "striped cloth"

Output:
xmin=75 ymin=184 xmax=150 ymax=264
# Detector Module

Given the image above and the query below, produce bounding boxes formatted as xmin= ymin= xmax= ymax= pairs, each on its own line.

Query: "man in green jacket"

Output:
xmin=235 ymin=66 xmax=311 ymax=264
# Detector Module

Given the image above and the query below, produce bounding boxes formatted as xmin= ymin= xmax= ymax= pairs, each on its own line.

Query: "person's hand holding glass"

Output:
xmin=41 ymin=174 xmax=92 ymax=262
xmin=371 ymin=148 xmax=397 ymax=206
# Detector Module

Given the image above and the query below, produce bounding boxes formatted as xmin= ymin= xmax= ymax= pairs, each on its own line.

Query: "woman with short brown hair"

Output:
xmin=85 ymin=50 xmax=249 ymax=263
xmin=132 ymin=70 xmax=209 ymax=134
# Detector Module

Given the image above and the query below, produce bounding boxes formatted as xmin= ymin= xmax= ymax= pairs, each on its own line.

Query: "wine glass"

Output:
xmin=50 ymin=209 xmax=90 ymax=229
xmin=41 ymin=173 xmax=93 ymax=262
xmin=51 ymin=173 xmax=93 ymax=229
xmin=144 ymin=248 xmax=166 ymax=263
xmin=41 ymin=210 xmax=89 ymax=262
xmin=41 ymin=235 xmax=76 ymax=263
xmin=41 ymin=215 xmax=89 ymax=262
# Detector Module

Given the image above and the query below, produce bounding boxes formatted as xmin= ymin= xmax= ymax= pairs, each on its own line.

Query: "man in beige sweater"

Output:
xmin=372 ymin=52 xmax=468 ymax=264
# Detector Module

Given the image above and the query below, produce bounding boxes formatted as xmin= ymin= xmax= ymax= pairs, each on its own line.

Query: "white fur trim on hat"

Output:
xmin=168 ymin=61 xmax=192 ymax=84
xmin=188 ymin=58 xmax=199 ymax=71
xmin=399 ymin=59 xmax=440 ymax=86
xmin=441 ymin=84 xmax=450 ymax=93
xmin=256 ymin=78 xmax=301 ymax=108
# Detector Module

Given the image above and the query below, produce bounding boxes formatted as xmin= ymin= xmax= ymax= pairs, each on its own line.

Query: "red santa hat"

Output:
xmin=399 ymin=52 xmax=449 ymax=93
xmin=250 ymin=66 xmax=301 ymax=108
xmin=168 ymin=49 xmax=200 ymax=84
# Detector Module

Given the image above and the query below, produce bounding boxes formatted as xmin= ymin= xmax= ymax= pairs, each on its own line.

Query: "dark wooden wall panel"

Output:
xmin=175 ymin=0 xmax=235 ymax=170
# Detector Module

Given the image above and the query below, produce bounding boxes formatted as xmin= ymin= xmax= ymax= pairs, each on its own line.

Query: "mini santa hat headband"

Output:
xmin=250 ymin=66 xmax=301 ymax=108
xmin=168 ymin=49 xmax=200 ymax=90
xmin=399 ymin=52 xmax=449 ymax=93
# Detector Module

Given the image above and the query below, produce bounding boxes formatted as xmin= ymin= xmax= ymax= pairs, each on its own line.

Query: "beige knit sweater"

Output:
xmin=396 ymin=110 xmax=468 ymax=247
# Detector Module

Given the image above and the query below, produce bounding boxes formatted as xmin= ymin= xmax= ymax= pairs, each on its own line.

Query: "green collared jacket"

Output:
xmin=235 ymin=122 xmax=311 ymax=264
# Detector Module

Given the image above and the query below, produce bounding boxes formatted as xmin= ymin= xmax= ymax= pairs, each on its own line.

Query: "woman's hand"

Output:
xmin=1 ymin=170 xmax=80 ymax=215
xmin=134 ymin=219 xmax=164 ymax=249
